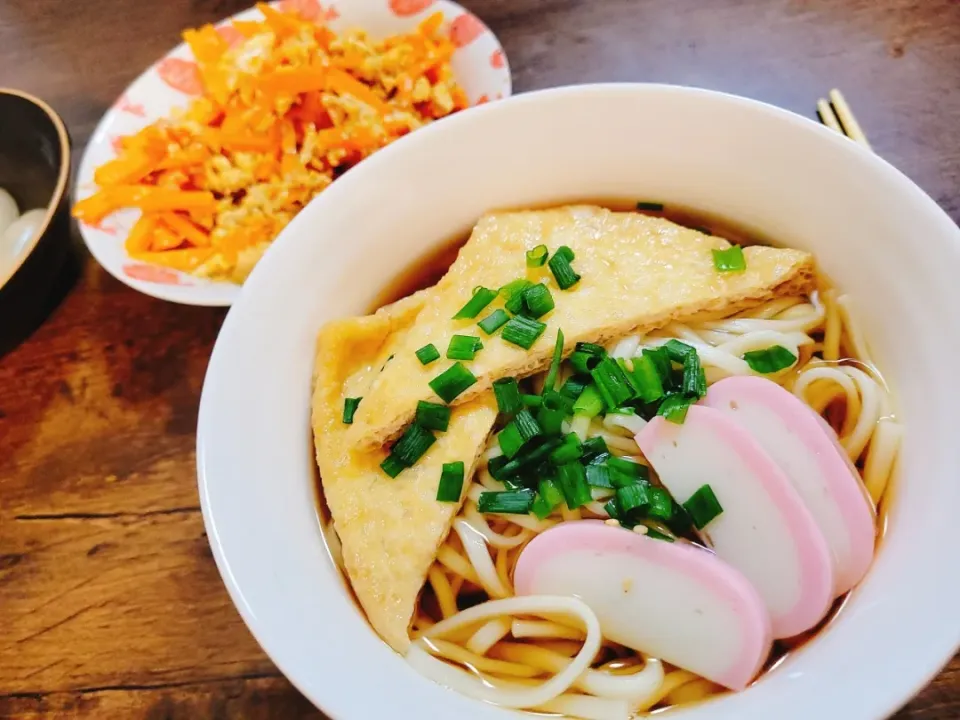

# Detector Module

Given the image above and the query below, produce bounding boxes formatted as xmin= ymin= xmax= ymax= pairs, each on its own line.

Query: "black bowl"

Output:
xmin=0 ymin=88 xmax=72 ymax=355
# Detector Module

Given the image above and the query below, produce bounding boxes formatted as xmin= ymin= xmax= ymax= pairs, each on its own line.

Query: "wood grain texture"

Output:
xmin=0 ymin=0 xmax=957 ymax=717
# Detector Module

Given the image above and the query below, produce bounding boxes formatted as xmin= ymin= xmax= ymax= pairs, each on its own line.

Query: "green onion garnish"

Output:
xmin=453 ymin=286 xmax=498 ymax=319
xmin=569 ymin=351 xmax=602 ymax=375
xmin=615 ymin=484 xmax=651 ymax=522
xmin=648 ymin=487 xmax=675 ymax=521
xmin=342 ymin=397 xmax=362 ymax=424
xmin=543 ymin=329 xmax=565 ymax=393
xmin=521 ymin=393 xmax=543 ymax=408
xmin=548 ymin=250 xmax=581 ymax=290
xmin=521 ymin=283 xmax=555 ymax=319
xmin=646 ymin=528 xmax=676 ymax=542
xmin=502 ymin=279 xmax=534 ymax=314
xmin=610 ymin=468 xmax=640 ymax=489
xmin=603 ymin=498 xmax=621 ymax=520
xmin=501 ymin=315 xmax=547 ymax=350
xmin=493 ymin=377 xmax=523 ymax=415
xmin=416 ymin=400 xmax=451 ymax=432
xmin=415 ymin=343 xmax=441 ymax=365
xmin=559 ymin=376 xmax=588 ymax=401
xmin=429 ymin=362 xmax=478 ymax=403
xmin=607 ymin=456 xmax=648 ymax=480
xmin=526 ymin=244 xmax=549 ymax=268
xmin=663 ymin=339 xmax=696 ymax=364
xmin=581 ymin=436 xmax=609 ymax=463
xmin=572 ymin=384 xmax=604 ymax=418
xmin=495 ymin=436 xmax=563 ymax=481
xmin=643 ymin=346 xmax=675 ymax=391
xmin=629 ymin=354 xmax=665 ymax=403
xmin=555 ymin=245 xmax=575 ymax=263
xmin=591 ymin=357 xmax=636 ymax=410
xmin=712 ymin=246 xmax=746 ymax=273
xmin=436 ymin=461 xmax=465 ymax=502
xmin=586 ymin=464 xmax=613 ymax=489
xmin=498 ymin=409 xmax=542 ymax=458
xmin=531 ymin=478 xmax=563 ymax=519
xmin=683 ymin=483 xmax=724 ymax=529
xmin=549 ymin=434 xmax=582 ymax=465
xmin=446 ymin=334 xmax=483 ymax=361
xmin=478 ymin=309 xmax=510 ymax=335
xmin=556 ymin=462 xmax=592 ymax=509
xmin=478 ymin=489 xmax=535 ymax=514
xmin=388 ymin=423 xmax=436 ymax=467
xmin=681 ymin=351 xmax=706 ymax=398
xmin=743 ymin=345 xmax=798 ymax=374
xmin=657 ymin=393 xmax=694 ymax=424
xmin=636 ymin=201 xmax=664 ymax=212
xmin=380 ymin=454 xmax=406 ymax=478
xmin=536 ymin=405 xmax=565 ymax=436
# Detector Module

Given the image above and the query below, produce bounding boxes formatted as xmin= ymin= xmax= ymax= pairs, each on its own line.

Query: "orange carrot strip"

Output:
xmin=156 ymin=147 xmax=210 ymax=171
xmin=159 ymin=212 xmax=211 ymax=247
xmin=183 ymin=25 xmax=228 ymax=64
xmin=150 ymin=225 xmax=185 ymax=252
xmin=131 ymin=248 xmax=214 ymax=272
xmin=325 ymin=69 xmax=389 ymax=114
xmin=257 ymin=3 xmax=305 ymax=37
xmin=259 ymin=67 xmax=328 ymax=96
xmin=124 ymin=214 xmax=158 ymax=254
xmin=94 ymin=153 xmax=155 ymax=186
xmin=418 ymin=11 xmax=444 ymax=37
xmin=231 ymin=20 xmax=264 ymax=38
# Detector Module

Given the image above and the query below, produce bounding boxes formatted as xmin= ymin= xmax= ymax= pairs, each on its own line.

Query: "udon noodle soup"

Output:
xmin=311 ymin=204 xmax=900 ymax=720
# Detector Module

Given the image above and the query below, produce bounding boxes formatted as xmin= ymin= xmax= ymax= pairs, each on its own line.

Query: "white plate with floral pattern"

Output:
xmin=75 ymin=0 xmax=511 ymax=306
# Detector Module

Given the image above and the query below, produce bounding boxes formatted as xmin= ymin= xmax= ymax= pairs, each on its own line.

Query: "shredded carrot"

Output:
xmin=74 ymin=2 xmax=470 ymax=283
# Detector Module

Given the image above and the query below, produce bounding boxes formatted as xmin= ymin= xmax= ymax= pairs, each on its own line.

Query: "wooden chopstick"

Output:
xmin=817 ymin=89 xmax=872 ymax=151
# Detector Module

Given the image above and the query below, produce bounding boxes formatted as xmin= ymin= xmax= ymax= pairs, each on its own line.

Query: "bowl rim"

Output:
xmin=0 ymin=87 xmax=71 ymax=290
xmin=197 ymin=82 xmax=960 ymax=720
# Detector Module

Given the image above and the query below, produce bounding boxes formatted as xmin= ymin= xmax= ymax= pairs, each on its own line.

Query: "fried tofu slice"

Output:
xmin=312 ymin=289 xmax=498 ymax=653
xmin=348 ymin=205 xmax=815 ymax=450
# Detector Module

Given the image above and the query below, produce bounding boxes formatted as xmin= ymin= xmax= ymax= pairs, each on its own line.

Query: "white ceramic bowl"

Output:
xmin=197 ymin=84 xmax=960 ymax=719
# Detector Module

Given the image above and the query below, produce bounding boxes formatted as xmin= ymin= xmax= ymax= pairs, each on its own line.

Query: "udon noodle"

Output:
xmin=405 ymin=288 xmax=900 ymax=719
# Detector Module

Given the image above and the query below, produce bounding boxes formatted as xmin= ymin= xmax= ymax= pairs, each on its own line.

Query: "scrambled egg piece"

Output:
xmin=312 ymin=290 xmax=497 ymax=653
xmin=348 ymin=206 xmax=815 ymax=449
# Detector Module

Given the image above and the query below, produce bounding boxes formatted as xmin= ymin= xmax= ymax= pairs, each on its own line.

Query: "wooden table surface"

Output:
xmin=1 ymin=0 xmax=958 ymax=717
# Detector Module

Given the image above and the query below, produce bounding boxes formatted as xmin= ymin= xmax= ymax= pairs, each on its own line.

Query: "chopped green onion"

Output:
xmin=648 ymin=487 xmax=675 ymax=521
xmin=646 ymin=529 xmax=676 ymax=542
xmin=586 ymin=464 xmax=613 ymax=489
xmin=446 ymin=334 xmax=483 ymax=361
xmin=521 ymin=393 xmax=543 ymax=408
xmin=487 ymin=454 xmax=510 ymax=480
xmin=557 ymin=462 xmax=592 ymax=509
xmin=657 ymin=393 xmax=694 ymax=424
xmin=635 ymin=201 xmax=664 ymax=212
xmin=603 ymin=498 xmax=621 ymax=520
xmin=681 ymin=351 xmax=706 ymax=398
xmin=389 ymin=423 xmax=436 ymax=467
xmin=543 ymin=329 xmax=565 ymax=392
xmin=415 ymin=343 xmax=441 ymax=365
xmin=607 ymin=456 xmax=649 ymax=480
xmin=501 ymin=315 xmax=546 ymax=350
xmin=436 ymin=461 xmax=465 ymax=502
xmin=453 ymin=287 xmax=498 ymax=319
xmin=521 ymin=283 xmax=556 ymax=319
xmin=580 ymin=436 xmax=609 ymax=463
xmin=342 ymin=397 xmax=362 ymax=424
xmin=555 ymin=245 xmax=575 ymax=263
xmin=663 ymin=339 xmax=696 ymax=364
xmin=496 ymin=437 xmax=563 ymax=480
xmin=743 ymin=345 xmax=798 ymax=374
xmin=380 ymin=454 xmax=406 ymax=478
xmin=610 ymin=469 xmax=640 ymax=489
xmin=478 ymin=489 xmax=535 ymax=514
xmin=616 ymin=484 xmax=651 ymax=522
xmin=548 ymin=250 xmax=581 ymax=290
xmin=576 ymin=342 xmax=607 ymax=355
xmin=572 ymin=384 xmax=604 ymax=418
xmin=493 ymin=377 xmax=523 ymax=415
xmin=526 ymin=244 xmax=549 ymax=267
xmin=381 ymin=354 xmax=394 ymax=371
xmin=591 ymin=357 xmax=636 ymax=410
xmin=478 ymin=309 xmax=510 ymax=335
xmin=541 ymin=390 xmax=573 ymax=414
xmin=569 ymin=350 xmax=603 ymax=374
xmin=429 ymin=362 xmax=477 ymax=403
xmin=629 ymin=354 xmax=665 ymax=403
xmin=498 ymin=409 xmax=542 ymax=458
xmin=532 ymin=478 xmax=563 ymax=519
xmin=683 ymin=484 xmax=724 ymax=529
xmin=559 ymin=376 xmax=588 ymax=402
xmin=643 ymin=346 xmax=674 ymax=390
xmin=502 ymin=279 xmax=534 ymax=314
xmin=536 ymin=405 xmax=565 ymax=436
xmin=549 ymin=434 xmax=582 ymax=465
xmin=712 ymin=246 xmax=746 ymax=273
xmin=415 ymin=400 xmax=451 ymax=432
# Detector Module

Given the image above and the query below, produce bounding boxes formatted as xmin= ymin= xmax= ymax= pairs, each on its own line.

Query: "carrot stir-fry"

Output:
xmin=73 ymin=4 xmax=469 ymax=282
